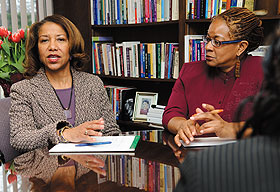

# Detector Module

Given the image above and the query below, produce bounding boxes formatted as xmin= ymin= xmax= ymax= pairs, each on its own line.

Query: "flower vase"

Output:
xmin=0 ymin=73 xmax=24 ymax=97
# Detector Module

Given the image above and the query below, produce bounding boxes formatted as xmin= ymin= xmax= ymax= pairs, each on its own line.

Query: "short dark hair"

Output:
xmin=24 ymin=14 xmax=89 ymax=78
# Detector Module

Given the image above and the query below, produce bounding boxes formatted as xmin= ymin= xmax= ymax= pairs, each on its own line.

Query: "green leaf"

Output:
xmin=0 ymin=71 xmax=10 ymax=80
xmin=1 ymin=43 xmax=10 ymax=57
xmin=0 ymin=61 xmax=8 ymax=69
xmin=11 ymin=56 xmax=24 ymax=73
xmin=1 ymin=65 xmax=12 ymax=72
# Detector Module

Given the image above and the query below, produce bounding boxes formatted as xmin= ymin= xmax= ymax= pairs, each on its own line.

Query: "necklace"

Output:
xmin=49 ymin=71 xmax=74 ymax=119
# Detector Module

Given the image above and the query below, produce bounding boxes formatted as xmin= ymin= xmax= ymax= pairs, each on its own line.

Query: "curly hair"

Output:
xmin=237 ymin=28 xmax=280 ymax=138
xmin=213 ymin=7 xmax=264 ymax=53
xmin=24 ymin=14 xmax=89 ymax=79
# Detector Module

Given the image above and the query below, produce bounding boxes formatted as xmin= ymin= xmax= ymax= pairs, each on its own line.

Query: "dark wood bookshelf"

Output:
xmin=53 ymin=0 xmax=280 ymax=131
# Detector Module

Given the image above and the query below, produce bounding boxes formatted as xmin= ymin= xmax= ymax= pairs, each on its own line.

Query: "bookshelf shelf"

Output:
xmin=117 ymin=120 xmax=162 ymax=132
xmin=98 ymin=75 xmax=176 ymax=83
xmin=92 ymin=21 xmax=179 ymax=28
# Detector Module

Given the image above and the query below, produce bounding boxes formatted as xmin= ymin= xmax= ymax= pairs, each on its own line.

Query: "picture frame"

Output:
xmin=132 ymin=92 xmax=158 ymax=122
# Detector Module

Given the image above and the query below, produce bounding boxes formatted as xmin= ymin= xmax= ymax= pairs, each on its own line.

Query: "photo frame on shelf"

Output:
xmin=132 ymin=92 xmax=158 ymax=122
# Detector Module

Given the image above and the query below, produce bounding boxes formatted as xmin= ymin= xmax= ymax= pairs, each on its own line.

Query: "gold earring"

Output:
xmin=235 ymin=56 xmax=240 ymax=78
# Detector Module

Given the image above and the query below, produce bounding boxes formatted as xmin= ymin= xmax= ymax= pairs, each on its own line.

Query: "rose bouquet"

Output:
xmin=0 ymin=27 xmax=26 ymax=97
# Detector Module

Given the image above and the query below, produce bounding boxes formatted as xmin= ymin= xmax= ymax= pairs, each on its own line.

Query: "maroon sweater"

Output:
xmin=162 ymin=56 xmax=263 ymax=127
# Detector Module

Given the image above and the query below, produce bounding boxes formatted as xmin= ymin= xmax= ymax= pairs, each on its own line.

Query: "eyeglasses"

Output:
xmin=203 ymin=37 xmax=242 ymax=48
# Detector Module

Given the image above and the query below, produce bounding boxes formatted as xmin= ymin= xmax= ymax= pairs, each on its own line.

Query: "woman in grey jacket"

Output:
xmin=10 ymin=15 xmax=120 ymax=152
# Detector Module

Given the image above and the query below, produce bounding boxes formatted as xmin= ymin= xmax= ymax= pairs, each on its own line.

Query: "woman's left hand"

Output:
xmin=190 ymin=104 xmax=236 ymax=138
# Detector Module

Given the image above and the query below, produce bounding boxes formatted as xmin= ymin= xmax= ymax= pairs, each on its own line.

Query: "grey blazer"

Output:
xmin=174 ymin=136 xmax=280 ymax=192
xmin=10 ymin=68 xmax=120 ymax=152
xmin=13 ymin=148 xmax=93 ymax=184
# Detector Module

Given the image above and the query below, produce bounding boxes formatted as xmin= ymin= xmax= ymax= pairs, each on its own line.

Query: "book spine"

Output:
xmin=156 ymin=43 xmax=161 ymax=78
xmin=154 ymin=0 xmax=157 ymax=22
xmin=92 ymin=41 xmax=96 ymax=74
xmin=147 ymin=53 xmax=151 ymax=78
xmin=160 ymin=42 xmax=165 ymax=79
xmin=126 ymin=47 xmax=131 ymax=77
xmin=145 ymin=0 xmax=149 ymax=23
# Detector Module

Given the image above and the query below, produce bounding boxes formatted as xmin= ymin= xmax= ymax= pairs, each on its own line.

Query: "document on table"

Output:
xmin=49 ymin=135 xmax=140 ymax=155
xmin=180 ymin=137 xmax=236 ymax=147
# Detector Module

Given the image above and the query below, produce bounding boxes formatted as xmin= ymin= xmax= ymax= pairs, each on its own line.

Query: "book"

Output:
xmin=147 ymin=116 xmax=162 ymax=125
xmin=244 ymin=0 xmax=255 ymax=12
xmin=118 ymin=87 xmax=137 ymax=121
xmin=49 ymin=135 xmax=140 ymax=155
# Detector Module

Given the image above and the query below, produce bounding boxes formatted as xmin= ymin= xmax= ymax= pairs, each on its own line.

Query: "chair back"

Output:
xmin=0 ymin=97 xmax=21 ymax=163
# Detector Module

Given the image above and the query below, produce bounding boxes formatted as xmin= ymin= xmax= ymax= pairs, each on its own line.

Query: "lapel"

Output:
xmin=29 ymin=68 xmax=66 ymax=123
xmin=29 ymin=68 xmax=90 ymax=125
xmin=72 ymin=69 xmax=84 ymax=126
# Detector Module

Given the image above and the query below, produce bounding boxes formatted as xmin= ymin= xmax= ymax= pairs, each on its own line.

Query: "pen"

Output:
xmin=210 ymin=109 xmax=224 ymax=114
xmin=75 ymin=141 xmax=112 ymax=147
xmin=191 ymin=109 xmax=223 ymax=117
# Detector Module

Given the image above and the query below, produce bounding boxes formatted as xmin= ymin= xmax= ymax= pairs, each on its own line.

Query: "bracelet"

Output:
xmin=58 ymin=126 xmax=70 ymax=142
xmin=58 ymin=155 xmax=70 ymax=166
xmin=61 ymin=155 xmax=69 ymax=161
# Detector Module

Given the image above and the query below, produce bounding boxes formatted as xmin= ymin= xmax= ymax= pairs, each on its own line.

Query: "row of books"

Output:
xmin=184 ymin=35 xmax=206 ymax=63
xmin=92 ymin=40 xmax=180 ymax=79
xmin=90 ymin=0 xmax=179 ymax=25
xmin=186 ymin=0 xmax=254 ymax=19
xmin=104 ymin=85 xmax=137 ymax=121
xmin=106 ymin=155 xmax=180 ymax=192
xmin=123 ymin=130 xmax=164 ymax=143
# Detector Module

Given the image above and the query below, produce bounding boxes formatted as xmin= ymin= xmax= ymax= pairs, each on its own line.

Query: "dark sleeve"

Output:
xmin=162 ymin=64 xmax=189 ymax=128
xmin=174 ymin=151 xmax=200 ymax=192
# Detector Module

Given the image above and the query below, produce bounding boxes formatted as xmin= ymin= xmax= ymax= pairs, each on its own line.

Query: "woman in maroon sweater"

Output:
xmin=162 ymin=7 xmax=264 ymax=146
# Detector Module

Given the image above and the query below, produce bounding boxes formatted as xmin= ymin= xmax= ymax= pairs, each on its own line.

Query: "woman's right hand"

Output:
xmin=168 ymin=117 xmax=200 ymax=147
xmin=62 ymin=118 xmax=105 ymax=143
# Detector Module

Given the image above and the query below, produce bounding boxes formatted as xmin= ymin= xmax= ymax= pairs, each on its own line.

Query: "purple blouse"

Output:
xmin=162 ymin=56 xmax=264 ymax=127
xmin=55 ymin=88 xmax=76 ymax=126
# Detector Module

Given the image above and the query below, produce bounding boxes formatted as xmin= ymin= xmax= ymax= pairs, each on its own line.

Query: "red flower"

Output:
xmin=4 ymin=162 xmax=11 ymax=170
xmin=18 ymin=29 xmax=25 ymax=39
xmin=8 ymin=31 xmax=12 ymax=41
xmin=11 ymin=32 xmax=21 ymax=43
xmin=0 ymin=27 xmax=9 ymax=38
xmin=0 ymin=40 xmax=3 ymax=49
xmin=7 ymin=174 xmax=17 ymax=184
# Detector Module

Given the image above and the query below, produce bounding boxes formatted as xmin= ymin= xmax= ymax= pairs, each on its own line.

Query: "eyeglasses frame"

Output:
xmin=203 ymin=37 xmax=243 ymax=48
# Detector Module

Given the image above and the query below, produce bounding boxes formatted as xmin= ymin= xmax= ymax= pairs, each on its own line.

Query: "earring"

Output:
xmin=235 ymin=56 xmax=240 ymax=78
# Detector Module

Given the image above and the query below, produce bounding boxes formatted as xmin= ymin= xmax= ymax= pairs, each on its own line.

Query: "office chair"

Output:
xmin=0 ymin=97 xmax=21 ymax=164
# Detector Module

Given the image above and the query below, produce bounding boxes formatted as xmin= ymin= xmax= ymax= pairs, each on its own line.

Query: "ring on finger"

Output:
xmin=85 ymin=130 xmax=88 ymax=136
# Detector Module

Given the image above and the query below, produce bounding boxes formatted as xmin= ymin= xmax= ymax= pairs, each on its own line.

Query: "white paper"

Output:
xmin=180 ymin=137 xmax=236 ymax=147
xmin=49 ymin=136 xmax=137 ymax=155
